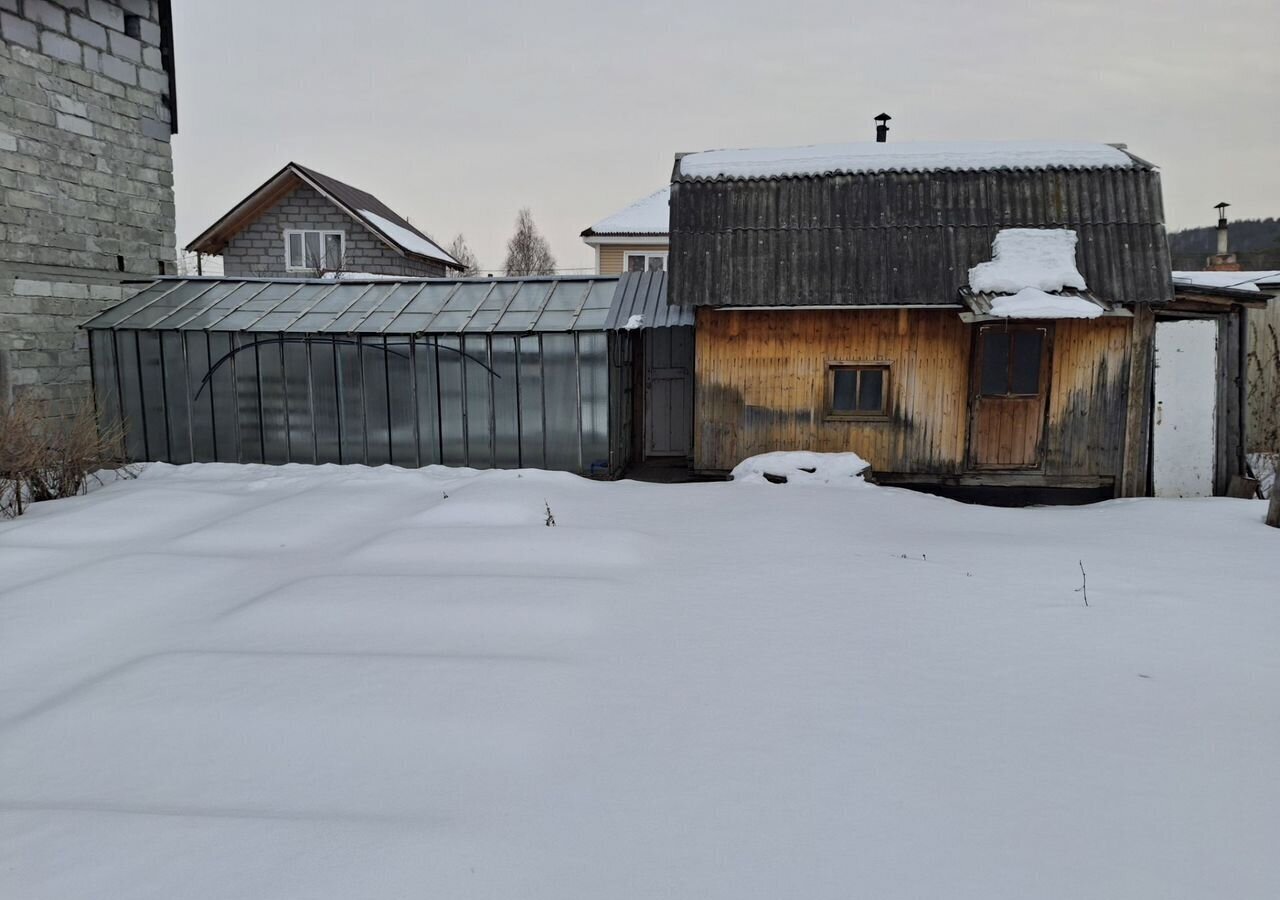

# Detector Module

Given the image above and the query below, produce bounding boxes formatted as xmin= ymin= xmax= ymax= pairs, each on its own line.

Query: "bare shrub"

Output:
xmin=0 ymin=397 xmax=128 ymax=518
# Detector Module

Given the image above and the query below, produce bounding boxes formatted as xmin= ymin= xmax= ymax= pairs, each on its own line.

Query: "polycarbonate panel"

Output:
xmin=206 ymin=332 xmax=239 ymax=461
xmin=541 ymin=333 xmax=579 ymax=471
xmin=463 ymin=336 xmax=493 ymax=469
xmin=130 ymin=281 xmax=220 ymax=329
xmin=386 ymin=339 xmax=417 ymax=466
xmin=462 ymin=309 xmax=502 ymax=332
xmin=582 ymin=280 xmax=616 ymax=309
xmin=532 ymin=309 xmax=576 ymax=331
xmin=335 ymin=340 xmax=366 ymax=464
xmin=160 ymin=331 xmax=192 ymax=463
xmin=256 ymin=337 xmax=289 ymax=464
xmin=493 ymin=306 xmax=541 ymax=332
xmin=384 ymin=312 xmax=436 ymax=334
xmin=504 ymin=282 xmax=552 ymax=311
xmin=572 ymin=306 xmax=609 ymax=331
xmin=90 ymin=330 xmax=121 ymax=444
xmin=490 ymin=337 xmax=520 ymax=468
xmin=310 ymin=338 xmax=341 ymax=463
xmin=115 ymin=331 xmax=147 ymax=460
xmin=545 ymin=281 xmax=589 ymax=311
xmin=517 ymin=336 xmax=544 ymax=469
xmin=185 ymin=332 xmax=217 ymax=462
xmin=282 ymin=340 xmax=313 ymax=462
xmin=427 ymin=310 xmax=474 ymax=332
xmin=577 ymin=333 xmax=610 ymax=475
xmin=248 ymin=284 xmax=331 ymax=331
xmin=233 ymin=335 xmax=264 ymax=463
xmin=362 ymin=338 xmax=392 ymax=466
xmin=321 ymin=284 xmax=400 ymax=333
xmin=402 ymin=283 xmax=457 ymax=313
xmin=154 ymin=281 xmax=243 ymax=330
xmin=87 ymin=283 xmax=174 ymax=328
xmin=413 ymin=338 xmax=442 ymax=465
xmin=136 ymin=331 xmax=169 ymax=461
xmin=436 ymin=336 xmax=466 ymax=466
xmin=442 ymin=281 xmax=493 ymax=312
xmin=180 ymin=283 xmax=272 ymax=330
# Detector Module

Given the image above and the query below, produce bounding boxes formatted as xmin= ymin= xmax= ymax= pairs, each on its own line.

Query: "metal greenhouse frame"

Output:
xmin=83 ymin=274 xmax=687 ymax=477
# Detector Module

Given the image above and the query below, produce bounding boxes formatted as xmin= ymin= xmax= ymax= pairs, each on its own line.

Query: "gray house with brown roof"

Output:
xmin=187 ymin=163 xmax=460 ymax=278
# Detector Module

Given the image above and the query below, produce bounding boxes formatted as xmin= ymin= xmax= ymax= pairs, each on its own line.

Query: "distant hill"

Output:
xmin=1168 ymin=217 xmax=1280 ymax=269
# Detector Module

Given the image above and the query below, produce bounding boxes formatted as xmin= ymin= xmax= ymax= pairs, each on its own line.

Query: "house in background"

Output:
xmin=186 ymin=162 xmax=460 ymax=278
xmin=0 ymin=0 xmax=178 ymax=421
xmin=581 ymin=187 xmax=669 ymax=275
xmin=669 ymin=136 xmax=1263 ymax=501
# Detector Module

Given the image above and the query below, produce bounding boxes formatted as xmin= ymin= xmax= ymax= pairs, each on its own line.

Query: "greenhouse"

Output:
xmin=83 ymin=271 xmax=691 ymax=477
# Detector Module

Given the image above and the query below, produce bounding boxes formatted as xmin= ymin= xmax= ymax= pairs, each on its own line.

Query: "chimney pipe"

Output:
xmin=875 ymin=112 xmax=891 ymax=143
xmin=1215 ymin=201 xmax=1230 ymax=256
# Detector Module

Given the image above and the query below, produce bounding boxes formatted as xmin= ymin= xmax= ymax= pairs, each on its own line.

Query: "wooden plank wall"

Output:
xmin=695 ymin=308 xmax=1134 ymax=481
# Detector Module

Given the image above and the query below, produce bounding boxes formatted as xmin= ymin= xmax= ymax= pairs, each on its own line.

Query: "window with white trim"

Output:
xmin=624 ymin=251 xmax=667 ymax=273
xmin=285 ymin=229 xmax=345 ymax=271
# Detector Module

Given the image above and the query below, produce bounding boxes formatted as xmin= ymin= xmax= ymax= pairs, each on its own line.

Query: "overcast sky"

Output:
xmin=171 ymin=0 xmax=1279 ymax=273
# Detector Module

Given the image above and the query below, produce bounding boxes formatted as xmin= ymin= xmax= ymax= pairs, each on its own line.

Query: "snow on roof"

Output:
xmin=358 ymin=209 xmax=459 ymax=268
xmin=1171 ymin=271 xmax=1280 ymax=292
xmin=585 ymin=187 xmax=670 ymax=236
xmin=968 ymin=229 xmax=1088 ymax=295
xmin=678 ymin=141 xmax=1137 ymax=180
xmin=988 ymin=288 xmax=1103 ymax=320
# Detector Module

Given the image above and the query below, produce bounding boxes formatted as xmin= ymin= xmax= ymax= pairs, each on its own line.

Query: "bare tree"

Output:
xmin=448 ymin=234 xmax=480 ymax=276
xmin=503 ymin=208 xmax=556 ymax=276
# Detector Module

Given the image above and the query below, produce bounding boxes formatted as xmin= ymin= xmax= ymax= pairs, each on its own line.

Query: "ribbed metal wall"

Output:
xmin=90 ymin=329 xmax=621 ymax=476
xmin=670 ymin=167 xmax=1173 ymax=308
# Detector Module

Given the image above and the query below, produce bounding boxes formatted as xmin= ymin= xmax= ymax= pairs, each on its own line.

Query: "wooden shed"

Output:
xmin=668 ymin=139 xmax=1262 ymax=501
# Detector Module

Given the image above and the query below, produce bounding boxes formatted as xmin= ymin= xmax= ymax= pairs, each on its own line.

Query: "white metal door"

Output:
xmin=644 ymin=328 xmax=693 ymax=457
xmin=1152 ymin=319 xmax=1218 ymax=497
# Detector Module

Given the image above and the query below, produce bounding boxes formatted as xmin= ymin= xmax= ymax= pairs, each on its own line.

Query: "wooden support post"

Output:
xmin=1120 ymin=306 xmax=1156 ymax=497
xmin=1268 ymin=489 xmax=1280 ymax=528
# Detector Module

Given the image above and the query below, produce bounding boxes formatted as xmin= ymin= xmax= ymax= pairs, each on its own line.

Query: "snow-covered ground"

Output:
xmin=1 ymin=463 xmax=1277 ymax=899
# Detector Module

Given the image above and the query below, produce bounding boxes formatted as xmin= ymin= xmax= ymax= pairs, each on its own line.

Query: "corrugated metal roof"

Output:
xmin=84 ymin=273 xmax=692 ymax=335
xmin=602 ymin=272 xmax=693 ymax=329
xmin=958 ymin=287 xmax=1123 ymax=316
xmin=670 ymin=165 xmax=1173 ymax=308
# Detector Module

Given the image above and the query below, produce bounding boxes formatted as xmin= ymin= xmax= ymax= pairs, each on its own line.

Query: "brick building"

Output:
xmin=186 ymin=162 xmax=460 ymax=278
xmin=0 ymin=0 xmax=177 ymax=420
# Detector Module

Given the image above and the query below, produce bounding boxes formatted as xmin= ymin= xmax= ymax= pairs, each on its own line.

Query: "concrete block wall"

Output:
xmin=0 ymin=0 xmax=176 ymax=419
xmin=221 ymin=183 xmax=447 ymax=278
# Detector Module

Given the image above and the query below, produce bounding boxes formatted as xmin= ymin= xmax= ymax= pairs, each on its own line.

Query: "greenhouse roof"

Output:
xmin=84 ymin=273 xmax=687 ymax=335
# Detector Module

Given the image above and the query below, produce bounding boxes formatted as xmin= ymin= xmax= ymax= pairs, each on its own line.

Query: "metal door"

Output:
xmin=1152 ymin=319 xmax=1217 ymax=497
xmin=644 ymin=327 xmax=693 ymax=457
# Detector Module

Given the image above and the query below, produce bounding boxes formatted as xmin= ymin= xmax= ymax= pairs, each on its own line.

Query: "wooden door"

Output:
xmin=644 ymin=327 xmax=693 ymax=457
xmin=968 ymin=323 xmax=1052 ymax=469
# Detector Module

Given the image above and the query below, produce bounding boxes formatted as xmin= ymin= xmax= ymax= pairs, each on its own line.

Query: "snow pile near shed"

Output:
xmin=678 ymin=141 xmax=1134 ymax=180
xmin=969 ymin=228 xmax=1087 ymax=295
xmin=988 ymin=287 xmax=1102 ymax=320
xmin=730 ymin=450 xmax=871 ymax=485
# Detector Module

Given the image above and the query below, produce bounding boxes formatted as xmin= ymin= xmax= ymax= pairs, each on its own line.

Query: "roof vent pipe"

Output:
xmin=875 ymin=113 xmax=891 ymax=143
xmin=1215 ymin=201 xmax=1230 ymax=256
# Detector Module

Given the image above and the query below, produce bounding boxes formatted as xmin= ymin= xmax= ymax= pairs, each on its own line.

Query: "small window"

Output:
xmin=979 ymin=327 xmax=1046 ymax=397
xmin=284 ymin=229 xmax=345 ymax=271
xmin=827 ymin=364 xmax=889 ymax=419
xmin=624 ymin=252 xmax=666 ymax=273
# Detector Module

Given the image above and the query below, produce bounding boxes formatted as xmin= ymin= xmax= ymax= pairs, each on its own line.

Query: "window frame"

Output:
xmin=825 ymin=361 xmax=891 ymax=421
xmin=284 ymin=228 xmax=346 ymax=272
xmin=976 ymin=325 xmax=1049 ymax=399
xmin=623 ymin=251 xmax=668 ymax=274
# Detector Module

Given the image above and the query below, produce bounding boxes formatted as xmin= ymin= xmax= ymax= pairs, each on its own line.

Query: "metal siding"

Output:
xmin=671 ymin=166 xmax=1172 ymax=308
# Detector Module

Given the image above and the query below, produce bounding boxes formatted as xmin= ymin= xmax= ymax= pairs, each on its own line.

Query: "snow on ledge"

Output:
xmin=678 ymin=141 xmax=1135 ymax=180
xmin=968 ymin=229 xmax=1087 ymax=295
xmin=731 ymin=451 xmax=872 ymax=486
xmin=988 ymin=288 xmax=1102 ymax=320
